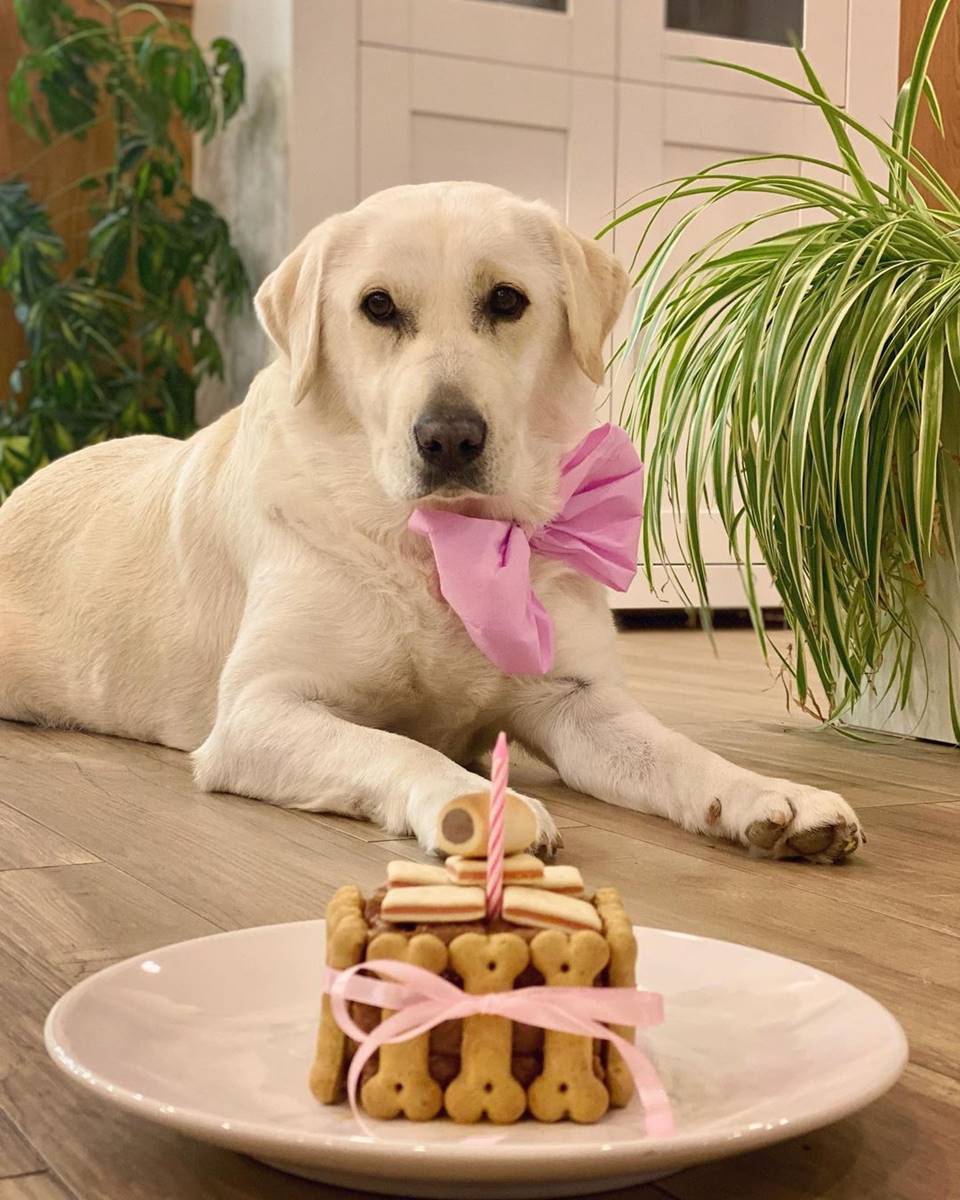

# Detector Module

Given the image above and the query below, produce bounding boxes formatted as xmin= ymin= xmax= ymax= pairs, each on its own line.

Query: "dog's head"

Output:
xmin=255 ymin=182 xmax=627 ymax=522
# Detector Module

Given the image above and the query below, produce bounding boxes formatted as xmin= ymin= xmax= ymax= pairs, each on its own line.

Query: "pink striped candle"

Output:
xmin=486 ymin=731 xmax=508 ymax=919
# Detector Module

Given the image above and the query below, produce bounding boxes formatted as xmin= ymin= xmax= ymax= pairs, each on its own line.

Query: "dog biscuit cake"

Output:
xmin=311 ymin=785 xmax=645 ymax=1124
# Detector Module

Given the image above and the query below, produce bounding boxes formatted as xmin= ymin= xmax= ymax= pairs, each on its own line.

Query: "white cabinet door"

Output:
xmin=609 ymin=0 xmax=898 ymax=610
xmin=359 ymin=47 xmax=616 ymax=236
xmin=362 ymin=0 xmax=616 ymax=75
xmin=609 ymin=84 xmax=821 ymax=609
xmin=619 ymin=0 xmax=850 ymax=101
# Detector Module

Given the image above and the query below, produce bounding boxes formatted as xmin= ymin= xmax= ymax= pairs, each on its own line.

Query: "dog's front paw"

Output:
xmin=717 ymin=777 xmax=863 ymax=864
xmin=521 ymin=792 xmax=563 ymax=859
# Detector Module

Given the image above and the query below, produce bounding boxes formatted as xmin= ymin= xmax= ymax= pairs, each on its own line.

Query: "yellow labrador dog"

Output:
xmin=0 ymin=182 xmax=861 ymax=862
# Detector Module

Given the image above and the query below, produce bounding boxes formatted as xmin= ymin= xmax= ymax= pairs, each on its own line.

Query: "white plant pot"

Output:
xmin=847 ymin=550 xmax=959 ymax=744
xmin=847 ymin=405 xmax=960 ymax=745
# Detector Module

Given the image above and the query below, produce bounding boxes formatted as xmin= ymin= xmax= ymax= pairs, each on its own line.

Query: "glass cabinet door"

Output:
xmin=619 ymin=0 xmax=848 ymax=102
xmin=475 ymin=0 xmax=567 ymax=9
xmin=665 ymin=0 xmax=805 ymax=46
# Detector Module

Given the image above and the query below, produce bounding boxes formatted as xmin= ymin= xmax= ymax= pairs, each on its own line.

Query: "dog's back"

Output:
xmin=0 ymin=418 xmax=242 ymax=749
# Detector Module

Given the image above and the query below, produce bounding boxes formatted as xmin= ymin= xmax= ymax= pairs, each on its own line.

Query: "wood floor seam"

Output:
xmin=67 ymin=859 xmax=232 ymax=942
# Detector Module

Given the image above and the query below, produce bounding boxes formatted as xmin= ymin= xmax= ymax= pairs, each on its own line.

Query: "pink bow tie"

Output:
xmin=409 ymin=423 xmax=643 ymax=674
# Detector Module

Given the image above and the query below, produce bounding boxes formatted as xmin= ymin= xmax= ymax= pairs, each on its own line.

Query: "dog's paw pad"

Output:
xmin=746 ymin=816 xmax=788 ymax=851
xmin=786 ymin=819 xmax=862 ymax=864
xmin=725 ymin=780 xmax=863 ymax=866
xmin=786 ymin=824 xmax=837 ymax=858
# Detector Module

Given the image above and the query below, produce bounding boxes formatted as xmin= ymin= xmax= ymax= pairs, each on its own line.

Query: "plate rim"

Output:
xmin=43 ymin=918 xmax=909 ymax=1177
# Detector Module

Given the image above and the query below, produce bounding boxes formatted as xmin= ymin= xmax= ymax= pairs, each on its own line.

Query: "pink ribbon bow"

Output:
xmin=325 ymin=958 xmax=674 ymax=1136
xmin=409 ymin=423 xmax=644 ymax=675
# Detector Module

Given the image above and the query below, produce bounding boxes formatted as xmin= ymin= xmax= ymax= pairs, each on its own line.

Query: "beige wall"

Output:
xmin=191 ymin=0 xmax=293 ymax=423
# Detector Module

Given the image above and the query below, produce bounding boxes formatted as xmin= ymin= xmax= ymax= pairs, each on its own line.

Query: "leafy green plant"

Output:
xmin=606 ymin=0 xmax=960 ymax=737
xmin=0 ymin=0 xmax=249 ymax=500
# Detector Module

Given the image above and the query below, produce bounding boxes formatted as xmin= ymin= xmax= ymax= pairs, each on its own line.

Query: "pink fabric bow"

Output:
xmin=409 ymin=424 xmax=643 ymax=675
xmin=325 ymin=959 xmax=674 ymax=1136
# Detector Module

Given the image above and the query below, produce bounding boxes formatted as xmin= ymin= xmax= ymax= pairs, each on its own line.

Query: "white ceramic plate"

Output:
xmin=45 ymin=920 xmax=906 ymax=1199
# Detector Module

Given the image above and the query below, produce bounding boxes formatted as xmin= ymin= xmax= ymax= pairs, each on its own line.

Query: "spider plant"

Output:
xmin=606 ymin=0 xmax=960 ymax=740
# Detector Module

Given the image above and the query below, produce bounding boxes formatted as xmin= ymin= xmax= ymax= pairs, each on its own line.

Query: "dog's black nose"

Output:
xmin=413 ymin=407 xmax=487 ymax=473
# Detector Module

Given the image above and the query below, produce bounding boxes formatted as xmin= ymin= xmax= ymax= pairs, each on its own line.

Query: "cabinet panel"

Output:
xmin=412 ymin=116 xmax=568 ymax=211
xmin=611 ymin=83 xmax=809 ymax=606
xmin=360 ymin=47 xmax=616 ymax=234
xmin=362 ymin=0 xmax=616 ymax=75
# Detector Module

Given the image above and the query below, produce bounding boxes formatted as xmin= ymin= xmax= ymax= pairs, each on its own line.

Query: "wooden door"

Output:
xmin=899 ymin=0 xmax=960 ymax=195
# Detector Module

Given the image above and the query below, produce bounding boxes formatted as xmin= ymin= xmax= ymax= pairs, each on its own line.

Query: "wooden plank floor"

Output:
xmin=0 ymin=627 xmax=957 ymax=1200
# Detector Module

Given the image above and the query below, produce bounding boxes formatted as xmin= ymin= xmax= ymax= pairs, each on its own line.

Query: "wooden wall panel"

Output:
xmin=0 ymin=0 xmax=193 ymax=420
xmin=899 ymin=0 xmax=960 ymax=194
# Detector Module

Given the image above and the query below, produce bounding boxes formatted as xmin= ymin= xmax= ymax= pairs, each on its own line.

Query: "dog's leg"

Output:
xmin=193 ymin=583 xmax=558 ymax=853
xmin=509 ymin=678 xmax=863 ymax=863
xmin=195 ymin=693 xmax=557 ymax=853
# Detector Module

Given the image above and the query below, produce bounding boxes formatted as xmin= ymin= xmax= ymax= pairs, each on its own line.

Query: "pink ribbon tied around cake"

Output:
xmin=325 ymin=959 xmax=674 ymax=1136
xmin=409 ymin=423 xmax=644 ymax=675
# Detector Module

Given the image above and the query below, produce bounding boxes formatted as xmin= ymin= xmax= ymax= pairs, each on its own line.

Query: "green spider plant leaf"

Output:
xmin=616 ymin=4 xmax=960 ymax=736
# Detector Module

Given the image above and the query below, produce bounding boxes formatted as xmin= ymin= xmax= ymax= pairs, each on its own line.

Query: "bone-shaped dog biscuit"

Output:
xmin=325 ymin=883 xmax=363 ymax=929
xmin=443 ymin=933 xmax=530 ymax=1123
xmin=360 ymin=932 xmax=448 ymax=1119
xmin=527 ymin=929 xmax=611 ymax=1122
xmin=310 ymin=887 xmax=368 ymax=1103
xmin=594 ymin=888 xmax=638 ymax=1107
xmin=436 ymin=790 xmax=538 ymax=857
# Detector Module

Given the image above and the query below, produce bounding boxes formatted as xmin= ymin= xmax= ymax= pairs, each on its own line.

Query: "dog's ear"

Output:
xmin=555 ymin=227 xmax=629 ymax=385
xmin=255 ymin=223 xmax=330 ymax=406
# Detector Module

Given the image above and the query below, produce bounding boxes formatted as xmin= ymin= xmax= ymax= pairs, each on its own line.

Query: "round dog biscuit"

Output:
xmin=436 ymin=790 xmax=538 ymax=857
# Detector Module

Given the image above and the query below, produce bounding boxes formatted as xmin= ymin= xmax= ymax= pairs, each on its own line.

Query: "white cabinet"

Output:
xmin=358 ymin=47 xmax=615 ymax=235
xmin=610 ymin=85 xmax=821 ymax=609
xmin=361 ymin=0 xmax=617 ymax=75
xmin=194 ymin=0 xmax=900 ymax=611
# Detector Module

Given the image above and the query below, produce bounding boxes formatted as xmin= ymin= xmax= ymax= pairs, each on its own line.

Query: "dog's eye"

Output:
xmin=362 ymin=290 xmax=396 ymax=323
xmin=488 ymin=284 xmax=527 ymax=321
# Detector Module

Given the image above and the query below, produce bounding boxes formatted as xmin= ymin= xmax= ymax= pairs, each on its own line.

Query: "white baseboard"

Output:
xmin=610 ymin=563 xmax=779 ymax=610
